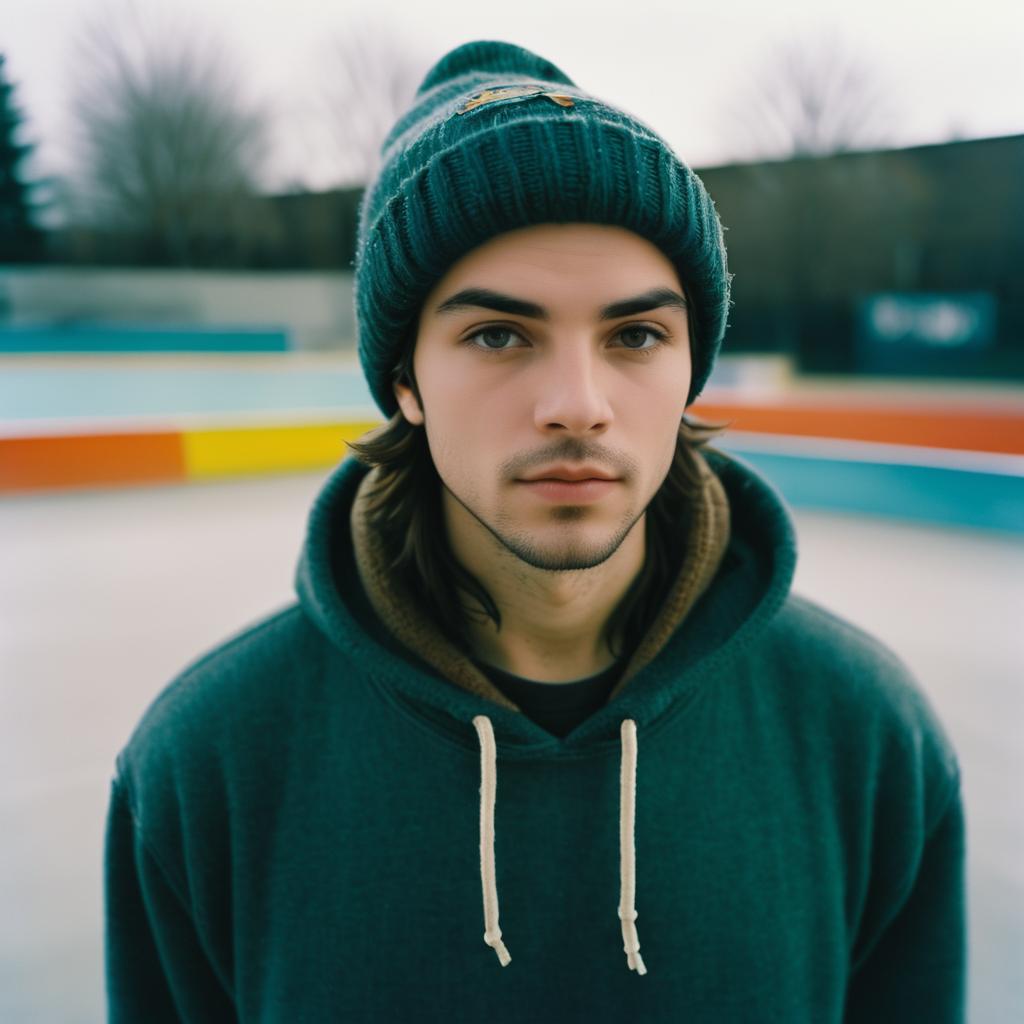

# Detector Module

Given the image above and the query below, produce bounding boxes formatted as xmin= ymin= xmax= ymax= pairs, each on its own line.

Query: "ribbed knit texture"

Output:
xmin=355 ymin=40 xmax=732 ymax=416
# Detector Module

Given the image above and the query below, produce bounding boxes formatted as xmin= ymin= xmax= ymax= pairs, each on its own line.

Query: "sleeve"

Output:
xmin=104 ymin=775 xmax=237 ymax=1023
xmin=843 ymin=780 xmax=967 ymax=1024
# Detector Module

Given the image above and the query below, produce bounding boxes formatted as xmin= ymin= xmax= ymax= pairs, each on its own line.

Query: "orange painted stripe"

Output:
xmin=4 ymin=401 xmax=1022 ymax=495
xmin=690 ymin=402 xmax=1024 ymax=455
xmin=0 ymin=433 xmax=186 ymax=493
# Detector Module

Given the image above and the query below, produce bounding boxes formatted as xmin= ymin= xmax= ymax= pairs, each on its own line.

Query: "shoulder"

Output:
xmin=758 ymin=593 xmax=960 ymax=808
xmin=108 ymin=603 xmax=333 ymax=893
xmin=766 ymin=592 xmax=934 ymax=709
xmin=115 ymin=603 xmax=327 ymax=818
xmin=130 ymin=603 xmax=317 ymax=737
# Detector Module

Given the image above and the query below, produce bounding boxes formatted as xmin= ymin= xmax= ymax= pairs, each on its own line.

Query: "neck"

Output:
xmin=444 ymin=492 xmax=646 ymax=683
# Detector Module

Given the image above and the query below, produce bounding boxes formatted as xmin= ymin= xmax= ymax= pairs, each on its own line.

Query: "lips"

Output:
xmin=516 ymin=471 xmax=621 ymax=505
xmin=519 ymin=464 xmax=619 ymax=483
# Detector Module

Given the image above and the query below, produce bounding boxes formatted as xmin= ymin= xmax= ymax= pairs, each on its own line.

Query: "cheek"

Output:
xmin=422 ymin=362 xmax=521 ymax=436
xmin=623 ymin=372 xmax=686 ymax=430
xmin=622 ymin=376 xmax=687 ymax=480
xmin=414 ymin=350 xmax=521 ymax=491
xmin=421 ymin=398 xmax=497 ymax=491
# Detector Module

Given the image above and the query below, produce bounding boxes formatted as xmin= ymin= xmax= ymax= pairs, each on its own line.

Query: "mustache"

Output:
xmin=502 ymin=438 xmax=638 ymax=481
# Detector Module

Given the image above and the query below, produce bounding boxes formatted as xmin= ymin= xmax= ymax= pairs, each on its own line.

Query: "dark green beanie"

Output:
xmin=355 ymin=40 xmax=731 ymax=416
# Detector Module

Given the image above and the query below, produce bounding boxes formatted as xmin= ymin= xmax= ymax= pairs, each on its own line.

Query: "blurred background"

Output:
xmin=2 ymin=0 xmax=1023 ymax=1020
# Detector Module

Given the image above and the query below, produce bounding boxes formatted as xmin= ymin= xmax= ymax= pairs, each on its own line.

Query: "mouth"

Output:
xmin=519 ymin=464 xmax=619 ymax=483
xmin=516 ymin=477 xmax=620 ymax=503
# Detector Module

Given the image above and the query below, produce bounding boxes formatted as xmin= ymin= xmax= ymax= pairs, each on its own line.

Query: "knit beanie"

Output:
xmin=354 ymin=40 xmax=731 ymax=416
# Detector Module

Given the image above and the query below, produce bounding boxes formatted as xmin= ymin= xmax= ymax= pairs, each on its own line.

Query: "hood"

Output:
xmin=294 ymin=445 xmax=797 ymax=754
xmin=294 ymin=443 xmax=798 ymax=972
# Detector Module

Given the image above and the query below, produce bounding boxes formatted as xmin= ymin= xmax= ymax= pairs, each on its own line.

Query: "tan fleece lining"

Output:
xmin=350 ymin=475 xmax=518 ymax=710
xmin=610 ymin=446 xmax=731 ymax=698
xmin=350 ymin=447 xmax=731 ymax=709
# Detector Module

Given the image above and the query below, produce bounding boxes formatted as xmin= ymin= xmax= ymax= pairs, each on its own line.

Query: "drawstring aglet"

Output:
xmin=619 ymin=907 xmax=647 ymax=975
xmin=484 ymin=929 xmax=512 ymax=966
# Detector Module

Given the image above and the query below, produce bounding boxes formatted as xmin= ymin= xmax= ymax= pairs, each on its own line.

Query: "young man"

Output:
xmin=105 ymin=41 xmax=965 ymax=1021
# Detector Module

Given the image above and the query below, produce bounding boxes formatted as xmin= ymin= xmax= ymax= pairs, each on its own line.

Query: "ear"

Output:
xmin=393 ymin=377 xmax=425 ymax=426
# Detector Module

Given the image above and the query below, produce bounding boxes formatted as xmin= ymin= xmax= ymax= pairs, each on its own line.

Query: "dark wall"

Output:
xmin=48 ymin=187 xmax=365 ymax=271
xmin=48 ymin=134 xmax=1024 ymax=381
xmin=697 ymin=134 xmax=1024 ymax=379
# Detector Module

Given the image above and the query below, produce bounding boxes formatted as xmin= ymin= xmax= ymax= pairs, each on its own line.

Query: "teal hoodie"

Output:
xmin=104 ymin=449 xmax=965 ymax=1022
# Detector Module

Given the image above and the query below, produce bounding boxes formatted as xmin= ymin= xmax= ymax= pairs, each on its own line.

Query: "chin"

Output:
xmin=497 ymin=523 xmax=634 ymax=573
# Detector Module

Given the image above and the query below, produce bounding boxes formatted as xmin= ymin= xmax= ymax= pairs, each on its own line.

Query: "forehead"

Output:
xmin=421 ymin=223 xmax=683 ymax=314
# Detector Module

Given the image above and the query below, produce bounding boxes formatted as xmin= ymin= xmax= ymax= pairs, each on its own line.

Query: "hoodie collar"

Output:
xmin=294 ymin=446 xmax=797 ymax=747
xmin=350 ymin=447 xmax=732 ymax=710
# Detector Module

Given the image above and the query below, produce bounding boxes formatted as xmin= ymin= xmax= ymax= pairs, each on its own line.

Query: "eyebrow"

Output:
xmin=433 ymin=286 xmax=688 ymax=321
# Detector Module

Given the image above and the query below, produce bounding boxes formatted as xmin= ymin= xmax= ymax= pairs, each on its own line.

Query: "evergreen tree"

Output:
xmin=0 ymin=54 xmax=44 ymax=261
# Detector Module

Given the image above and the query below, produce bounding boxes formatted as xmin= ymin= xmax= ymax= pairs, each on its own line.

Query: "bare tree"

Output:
xmin=723 ymin=30 xmax=901 ymax=163
xmin=69 ymin=4 xmax=270 ymax=263
xmin=318 ymin=19 xmax=430 ymax=188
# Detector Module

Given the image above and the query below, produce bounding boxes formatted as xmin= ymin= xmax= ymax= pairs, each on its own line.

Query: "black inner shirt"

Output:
xmin=475 ymin=658 xmax=625 ymax=738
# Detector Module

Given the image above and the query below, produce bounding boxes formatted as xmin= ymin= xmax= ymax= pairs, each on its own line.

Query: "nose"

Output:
xmin=532 ymin=342 xmax=614 ymax=435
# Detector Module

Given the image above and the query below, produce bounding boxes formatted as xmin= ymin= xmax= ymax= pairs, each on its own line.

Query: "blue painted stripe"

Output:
xmin=0 ymin=366 xmax=375 ymax=419
xmin=0 ymin=325 xmax=290 ymax=353
xmin=724 ymin=443 xmax=1024 ymax=535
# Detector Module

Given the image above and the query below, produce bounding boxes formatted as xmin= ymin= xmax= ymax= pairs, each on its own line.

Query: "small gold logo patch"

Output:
xmin=456 ymin=85 xmax=576 ymax=115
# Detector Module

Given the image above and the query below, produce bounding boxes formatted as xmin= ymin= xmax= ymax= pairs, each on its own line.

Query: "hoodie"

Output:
xmin=104 ymin=448 xmax=965 ymax=1022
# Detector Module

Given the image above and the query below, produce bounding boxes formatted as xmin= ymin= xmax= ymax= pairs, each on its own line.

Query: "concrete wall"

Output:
xmin=0 ymin=267 xmax=356 ymax=352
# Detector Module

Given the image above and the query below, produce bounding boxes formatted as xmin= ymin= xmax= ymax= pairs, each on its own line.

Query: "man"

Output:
xmin=105 ymin=41 xmax=965 ymax=1021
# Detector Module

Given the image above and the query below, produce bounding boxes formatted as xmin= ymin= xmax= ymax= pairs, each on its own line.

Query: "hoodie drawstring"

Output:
xmin=471 ymin=715 xmax=645 ymax=975
xmin=472 ymin=715 xmax=512 ymax=966
xmin=618 ymin=719 xmax=647 ymax=974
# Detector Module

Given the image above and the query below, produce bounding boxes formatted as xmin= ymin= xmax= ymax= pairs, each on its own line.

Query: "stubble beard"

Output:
xmin=444 ymin=483 xmax=646 ymax=572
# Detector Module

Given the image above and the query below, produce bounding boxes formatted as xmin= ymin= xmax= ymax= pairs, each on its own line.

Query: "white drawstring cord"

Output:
xmin=619 ymin=719 xmax=647 ymax=974
xmin=471 ymin=715 xmax=646 ymax=974
xmin=472 ymin=715 xmax=511 ymax=966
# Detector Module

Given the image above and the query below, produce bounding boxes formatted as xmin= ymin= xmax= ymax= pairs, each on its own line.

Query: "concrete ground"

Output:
xmin=1 ymin=470 xmax=1021 ymax=1022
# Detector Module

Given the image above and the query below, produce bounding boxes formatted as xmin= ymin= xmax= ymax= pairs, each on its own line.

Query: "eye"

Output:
xmin=465 ymin=326 xmax=526 ymax=351
xmin=614 ymin=325 xmax=668 ymax=350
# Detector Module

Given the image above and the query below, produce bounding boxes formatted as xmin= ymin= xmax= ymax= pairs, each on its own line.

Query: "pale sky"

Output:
xmin=5 ymin=0 xmax=1024 ymax=196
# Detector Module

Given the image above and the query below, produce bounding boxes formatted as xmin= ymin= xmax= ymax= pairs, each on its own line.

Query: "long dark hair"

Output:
xmin=347 ymin=334 xmax=728 ymax=661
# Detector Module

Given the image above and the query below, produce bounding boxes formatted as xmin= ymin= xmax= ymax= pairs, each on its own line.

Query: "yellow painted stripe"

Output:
xmin=182 ymin=421 xmax=383 ymax=478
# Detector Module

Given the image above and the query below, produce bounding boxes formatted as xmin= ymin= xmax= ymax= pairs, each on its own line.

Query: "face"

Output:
xmin=395 ymin=223 xmax=692 ymax=573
